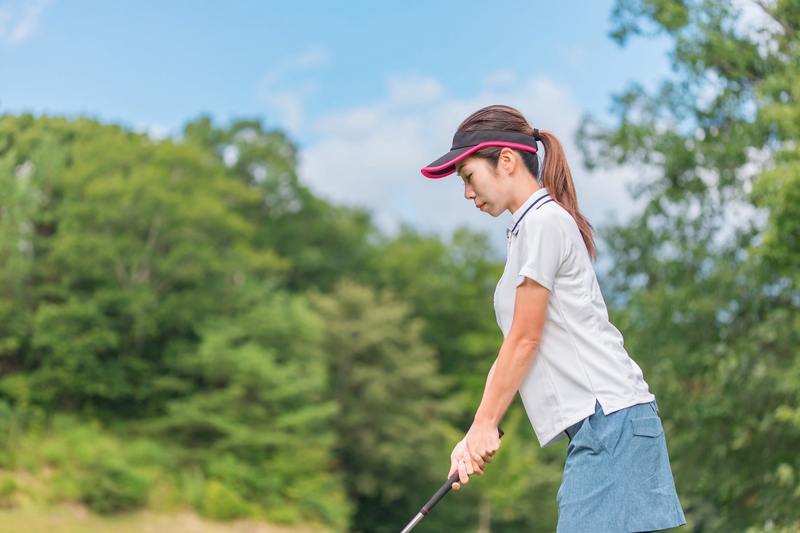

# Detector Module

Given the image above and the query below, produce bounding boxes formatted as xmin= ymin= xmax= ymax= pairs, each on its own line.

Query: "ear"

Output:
xmin=498 ymin=147 xmax=517 ymax=174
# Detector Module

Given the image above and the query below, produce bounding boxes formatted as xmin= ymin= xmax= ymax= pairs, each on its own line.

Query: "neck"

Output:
xmin=508 ymin=178 xmax=543 ymax=213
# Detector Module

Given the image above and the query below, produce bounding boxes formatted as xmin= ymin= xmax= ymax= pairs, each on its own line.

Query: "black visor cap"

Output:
xmin=421 ymin=130 xmax=538 ymax=179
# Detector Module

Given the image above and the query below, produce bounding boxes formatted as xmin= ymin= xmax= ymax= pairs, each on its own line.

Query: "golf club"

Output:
xmin=399 ymin=429 xmax=504 ymax=533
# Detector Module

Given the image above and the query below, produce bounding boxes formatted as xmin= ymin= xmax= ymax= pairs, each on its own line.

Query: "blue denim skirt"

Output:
xmin=556 ymin=401 xmax=686 ymax=533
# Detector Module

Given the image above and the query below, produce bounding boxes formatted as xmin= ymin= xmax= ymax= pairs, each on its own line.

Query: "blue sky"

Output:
xmin=0 ymin=0 xmax=674 ymax=250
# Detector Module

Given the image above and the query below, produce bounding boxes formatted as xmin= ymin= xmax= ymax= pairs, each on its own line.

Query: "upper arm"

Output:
xmin=517 ymin=216 xmax=569 ymax=292
xmin=509 ymin=216 xmax=567 ymax=346
xmin=506 ymin=277 xmax=550 ymax=347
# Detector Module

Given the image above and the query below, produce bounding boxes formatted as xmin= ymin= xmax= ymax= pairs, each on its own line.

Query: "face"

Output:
xmin=456 ymin=156 xmax=510 ymax=217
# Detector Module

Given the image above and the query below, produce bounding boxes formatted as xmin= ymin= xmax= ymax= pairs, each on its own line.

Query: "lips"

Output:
xmin=476 ymin=203 xmax=486 ymax=211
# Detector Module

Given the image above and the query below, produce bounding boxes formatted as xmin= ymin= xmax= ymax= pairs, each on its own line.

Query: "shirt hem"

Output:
xmin=535 ymin=393 xmax=657 ymax=447
xmin=599 ymin=393 xmax=655 ymax=416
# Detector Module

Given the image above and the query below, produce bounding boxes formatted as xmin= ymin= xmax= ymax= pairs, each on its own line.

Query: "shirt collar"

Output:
xmin=507 ymin=188 xmax=551 ymax=237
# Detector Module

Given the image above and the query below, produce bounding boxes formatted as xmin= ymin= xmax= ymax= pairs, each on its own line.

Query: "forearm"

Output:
xmin=482 ymin=359 xmax=497 ymax=397
xmin=474 ymin=335 xmax=539 ymax=427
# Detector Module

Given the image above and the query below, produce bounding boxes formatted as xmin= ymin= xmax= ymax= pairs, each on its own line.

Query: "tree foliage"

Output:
xmin=580 ymin=1 xmax=800 ymax=530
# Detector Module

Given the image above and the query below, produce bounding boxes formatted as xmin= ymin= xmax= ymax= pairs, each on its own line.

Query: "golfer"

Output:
xmin=421 ymin=105 xmax=686 ymax=533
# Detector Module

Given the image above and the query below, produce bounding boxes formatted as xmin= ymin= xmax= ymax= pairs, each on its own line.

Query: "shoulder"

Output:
xmin=515 ymin=203 xmax=586 ymax=265
xmin=518 ymin=202 xmax=576 ymax=238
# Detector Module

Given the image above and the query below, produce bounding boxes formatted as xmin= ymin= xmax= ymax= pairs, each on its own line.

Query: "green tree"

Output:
xmin=368 ymin=229 xmax=505 ymax=411
xmin=579 ymin=1 xmax=800 ymax=530
xmin=0 ymin=115 xmax=285 ymax=418
xmin=0 ymin=115 xmax=349 ymax=528
xmin=149 ymin=289 xmax=349 ymax=528
xmin=313 ymin=281 xmax=458 ymax=533
xmin=476 ymin=403 xmax=564 ymax=533
xmin=183 ymin=116 xmax=380 ymax=292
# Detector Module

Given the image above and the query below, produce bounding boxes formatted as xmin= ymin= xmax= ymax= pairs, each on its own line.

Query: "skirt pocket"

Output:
xmin=631 ymin=416 xmax=664 ymax=438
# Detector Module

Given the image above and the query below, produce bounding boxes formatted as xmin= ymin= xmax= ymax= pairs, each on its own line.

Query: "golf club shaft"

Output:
xmin=399 ymin=472 xmax=460 ymax=533
xmin=399 ymin=428 xmax=504 ymax=533
xmin=399 ymin=512 xmax=425 ymax=533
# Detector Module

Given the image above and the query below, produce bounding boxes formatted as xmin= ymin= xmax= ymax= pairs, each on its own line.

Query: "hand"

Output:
xmin=447 ymin=437 xmax=491 ymax=491
xmin=464 ymin=421 xmax=501 ymax=464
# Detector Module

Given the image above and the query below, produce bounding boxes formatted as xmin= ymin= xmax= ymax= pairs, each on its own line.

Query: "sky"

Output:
xmin=0 ymin=0 xmax=676 ymax=253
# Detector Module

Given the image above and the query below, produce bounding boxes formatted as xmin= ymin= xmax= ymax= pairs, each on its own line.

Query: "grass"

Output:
xmin=0 ymin=504 xmax=327 ymax=533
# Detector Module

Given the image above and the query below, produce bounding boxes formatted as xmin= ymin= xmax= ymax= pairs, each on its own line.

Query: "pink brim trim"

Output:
xmin=421 ymin=141 xmax=538 ymax=179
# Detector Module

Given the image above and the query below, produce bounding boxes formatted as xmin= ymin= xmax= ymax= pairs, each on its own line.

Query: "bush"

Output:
xmin=79 ymin=463 xmax=150 ymax=514
xmin=0 ymin=475 xmax=16 ymax=497
xmin=201 ymin=479 xmax=254 ymax=520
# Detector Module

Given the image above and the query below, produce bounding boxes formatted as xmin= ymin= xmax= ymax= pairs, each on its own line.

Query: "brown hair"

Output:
xmin=457 ymin=105 xmax=596 ymax=259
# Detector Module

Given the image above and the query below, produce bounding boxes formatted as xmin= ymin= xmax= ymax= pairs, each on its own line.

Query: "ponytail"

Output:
xmin=537 ymin=130 xmax=596 ymax=259
xmin=457 ymin=105 xmax=596 ymax=259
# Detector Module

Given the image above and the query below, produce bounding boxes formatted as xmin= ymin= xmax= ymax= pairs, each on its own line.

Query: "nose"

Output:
xmin=464 ymin=183 xmax=475 ymax=200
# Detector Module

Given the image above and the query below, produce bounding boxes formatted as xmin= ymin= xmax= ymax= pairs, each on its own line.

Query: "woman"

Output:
xmin=420 ymin=105 xmax=686 ymax=533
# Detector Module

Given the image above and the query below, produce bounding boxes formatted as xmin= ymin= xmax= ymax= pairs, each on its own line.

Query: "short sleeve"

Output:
xmin=516 ymin=216 xmax=569 ymax=291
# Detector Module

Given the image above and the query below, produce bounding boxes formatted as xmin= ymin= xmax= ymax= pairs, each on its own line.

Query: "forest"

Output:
xmin=0 ymin=1 xmax=798 ymax=532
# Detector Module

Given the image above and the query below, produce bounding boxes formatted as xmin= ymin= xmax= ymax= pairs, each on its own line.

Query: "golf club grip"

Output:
xmin=421 ymin=472 xmax=459 ymax=514
xmin=422 ymin=428 xmax=504 ymax=515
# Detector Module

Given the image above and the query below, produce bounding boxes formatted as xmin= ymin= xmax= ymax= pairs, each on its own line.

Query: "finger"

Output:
xmin=489 ymin=441 xmax=500 ymax=456
xmin=471 ymin=452 xmax=485 ymax=475
xmin=463 ymin=452 xmax=475 ymax=476
xmin=449 ymin=450 xmax=465 ymax=477
xmin=452 ymin=480 xmax=461 ymax=491
xmin=471 ymin=451 xmax=485 ymax=467
xmin=484 ymin=455 xmax=493 ymax=464
xmin=458 ymin=459 xmax=469 ymax=485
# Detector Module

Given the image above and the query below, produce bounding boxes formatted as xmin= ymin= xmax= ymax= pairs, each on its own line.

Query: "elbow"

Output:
xmin=508 ymin=334 xmax=540 ymax=355
xmin=521 ymin=337 xmax=540 ymax=354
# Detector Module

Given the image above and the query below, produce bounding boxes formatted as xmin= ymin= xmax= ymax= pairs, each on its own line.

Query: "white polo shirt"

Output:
xmin=494 ymin=188 xmax=655 ymax=447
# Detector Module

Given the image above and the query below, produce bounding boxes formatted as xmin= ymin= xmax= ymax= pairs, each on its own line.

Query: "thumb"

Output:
xmin=448 ymin=458 xmax=459 ymax=478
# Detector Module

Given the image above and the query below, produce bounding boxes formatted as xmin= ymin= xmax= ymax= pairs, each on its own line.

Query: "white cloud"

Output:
xmin=556 ymin=43 xmax=588 ymax=71
xmin=481 ymin=70 xmax=517 ymax=88
xmin=295 ymin=74 xmax=646 ymax=254
xmin=256 ymin=46 xmax=330 ymax=132
xmin=386 ymin=75 xmax=445 ymax=105
xmin=732 ymin=0 xmax=784 ymax=35
xmin=0 ymin=0 xmax=53 ymax=45
xmin=133 ymin=122 xmax=170 ymax=142
xmin=291 ymin=45 xmax=330 ymax=69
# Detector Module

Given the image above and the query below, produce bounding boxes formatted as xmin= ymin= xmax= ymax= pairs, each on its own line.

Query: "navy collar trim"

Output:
xmin=508 ymin=189 xmax=552 ymax=236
